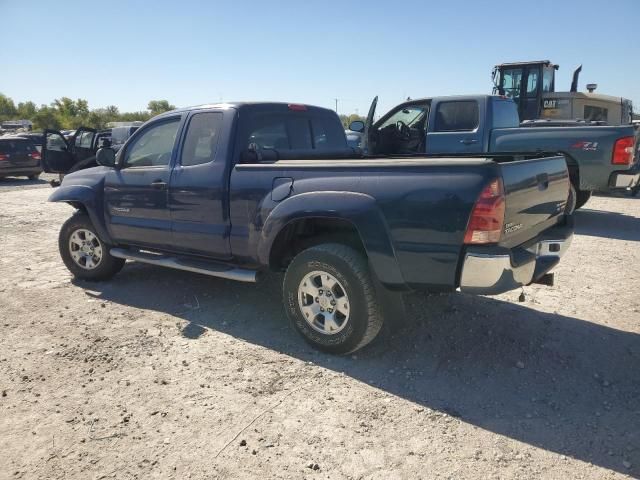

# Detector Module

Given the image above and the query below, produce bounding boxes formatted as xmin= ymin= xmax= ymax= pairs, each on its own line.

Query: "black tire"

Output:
xmin=575 ymin=189 xmax=592 ymax=210
xmin=58 ymin=212 xmax=125 ymax=281
xmin=28 ymin=173 xmax=40 ymax=180
xmin=565 ymin=183 xmax=577 ymax=215
xmin=283 ymin=243 xmax=383 ymax=354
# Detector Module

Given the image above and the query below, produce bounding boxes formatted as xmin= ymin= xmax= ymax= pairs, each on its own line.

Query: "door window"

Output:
xmin=378 ymin=105 xmax=428 ymax=130
xmin=124 ymin=119 xmax=180 ymax=167
xmin=181 ymin=112 xmax=223 ymax=166
xmin=434 ymin=101 xmax=479 ymax=131
xmin=75 ymin=131 xmax=95 ymax=148
xmin=542 ymin=67 xmax=554 ymax=92
xmin=46 ymin=132 xmax=68 ymax=151
xmin=526 ymin=69 xmax=539 ymax=97
xmin=502 ymin=68 xmax=522 ymax=100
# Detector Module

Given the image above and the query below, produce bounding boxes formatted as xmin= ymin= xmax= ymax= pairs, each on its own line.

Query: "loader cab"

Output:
xmin=493 ymin=60 xmax=557 ymax=121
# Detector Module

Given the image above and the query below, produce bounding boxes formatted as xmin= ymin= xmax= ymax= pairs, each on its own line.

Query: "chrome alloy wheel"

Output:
xmin=298 ymin=270 xmax=350 ymax=334
xmin=68 ymin=228 xmax=103 ymax=270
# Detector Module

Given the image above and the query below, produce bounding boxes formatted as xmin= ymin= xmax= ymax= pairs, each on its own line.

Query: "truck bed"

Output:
xmin=490 ymin=124 xmax=637 ymax=192
xmin=231 ymin=153 xmax=569 ymax=290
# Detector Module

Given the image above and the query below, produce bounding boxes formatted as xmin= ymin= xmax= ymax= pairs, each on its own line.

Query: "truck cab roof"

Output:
xmin=154 ymin=102 xmax=338 ymax=119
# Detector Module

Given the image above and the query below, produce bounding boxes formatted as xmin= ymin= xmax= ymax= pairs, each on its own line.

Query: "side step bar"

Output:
xmin=110 ymin=248 xmax=259 ymax=283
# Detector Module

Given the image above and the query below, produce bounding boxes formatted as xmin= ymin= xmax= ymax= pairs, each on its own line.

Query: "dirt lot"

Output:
xmin=1 ymin=174 xmax=639 ymax=480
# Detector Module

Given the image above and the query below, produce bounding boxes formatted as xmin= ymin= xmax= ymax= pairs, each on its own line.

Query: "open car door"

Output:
xmin=361 ymin=96 xmax=378 ymax=154
xmin=72 ymin=126 xmax=98 ymax=162
xmin=42 ymin=129 xmax=76 ymax=174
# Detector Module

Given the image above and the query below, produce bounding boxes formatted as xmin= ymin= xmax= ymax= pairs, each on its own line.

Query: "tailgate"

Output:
xmin=499 ymin=155 xmax=569 ymax=247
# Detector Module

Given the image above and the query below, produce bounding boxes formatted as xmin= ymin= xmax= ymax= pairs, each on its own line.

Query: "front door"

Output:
xmin=104 ymin=116 xmax=182 ymax=250
xmin=520 ymin=66 xmax=541 ymax=121
xmin=169 ymin=110 xmax=231 ymax=259
xmin=42 ymin=130 xmax=75 ymax=173
xmin=370 ymin=102 xmax=430 ymax=155
xmin=360 ymin=96 xmax=378 ymax=154
xmin=426 ymin=99 xmax=483 ymax=154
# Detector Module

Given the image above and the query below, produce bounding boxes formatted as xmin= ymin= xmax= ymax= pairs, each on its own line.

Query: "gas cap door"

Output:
xmin=271 ymin=177 xmax=293 ymax=202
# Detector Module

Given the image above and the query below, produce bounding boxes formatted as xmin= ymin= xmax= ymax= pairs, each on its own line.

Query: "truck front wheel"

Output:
xmin=283 ymin=243 xmax=383 ymax=354
xmin=59 ymin=212 xmax=125 ymax=281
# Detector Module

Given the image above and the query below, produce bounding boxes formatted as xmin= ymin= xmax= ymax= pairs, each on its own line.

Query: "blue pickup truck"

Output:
xmin=350 ymin=95 xmax=639 ymax=211
xmin=48 ymin=102 xmax=573 ymax=354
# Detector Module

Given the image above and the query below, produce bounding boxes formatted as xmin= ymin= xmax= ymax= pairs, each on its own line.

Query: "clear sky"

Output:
xmin=1 ymin=0 xmax=639 ymax=117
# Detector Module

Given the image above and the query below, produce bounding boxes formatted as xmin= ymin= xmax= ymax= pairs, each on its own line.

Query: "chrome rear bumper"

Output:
xmin=609 ymin=163 xmax=640 ymax=189
xmin=459 ymin=222 xmax=573 ymax=295
xmin=610 ymin=172 xmax=639 ymax=189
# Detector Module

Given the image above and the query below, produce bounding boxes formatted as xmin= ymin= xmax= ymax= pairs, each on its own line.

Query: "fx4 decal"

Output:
xmin=570 ymin=141 xmax=599 ymax=151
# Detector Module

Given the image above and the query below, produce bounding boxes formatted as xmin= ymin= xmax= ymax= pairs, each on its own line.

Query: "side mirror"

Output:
xmin=349 ymin=120 xmax=365 ymax=133
xmin=96 ymin=147 xmax=117 ymax=168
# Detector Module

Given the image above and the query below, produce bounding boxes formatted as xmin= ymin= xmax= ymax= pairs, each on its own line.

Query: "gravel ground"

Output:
xmin=1 ymin=174 xmax=639 ymax=479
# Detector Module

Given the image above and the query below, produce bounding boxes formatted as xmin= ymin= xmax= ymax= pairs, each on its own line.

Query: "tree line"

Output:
xmin=1 ymin=92 xmax=367 ymax=132
xmin=0 ymin=93 xmax=175 ymax=131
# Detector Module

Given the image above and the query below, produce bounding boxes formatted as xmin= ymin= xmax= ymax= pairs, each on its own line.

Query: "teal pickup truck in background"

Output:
xmin=350 ymin=95 xmax=639 ymax=211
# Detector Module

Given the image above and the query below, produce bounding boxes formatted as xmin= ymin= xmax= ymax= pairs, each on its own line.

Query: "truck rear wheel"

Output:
xmin=59 ymin=212 xmax=125 ymax=281
xmin=575 ymin=190 xmax=592 ymax=210
xmin=283 ymin=243 xmax=383 ymax=354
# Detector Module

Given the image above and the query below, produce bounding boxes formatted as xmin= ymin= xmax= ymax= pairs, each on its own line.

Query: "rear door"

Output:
xmin=168 ymin=110 xmax=231 ymax=259
xmin=426 ymin=99 xmax=484 ymax=153
xmin=42 ymin=130 xmax=76 ymax=173
xmin=72 ymin=127 xmax=98 ymax=161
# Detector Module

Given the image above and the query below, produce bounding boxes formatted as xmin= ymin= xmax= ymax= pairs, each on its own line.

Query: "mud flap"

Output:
xmin=371 ymin=268 xmax=407 ymax=329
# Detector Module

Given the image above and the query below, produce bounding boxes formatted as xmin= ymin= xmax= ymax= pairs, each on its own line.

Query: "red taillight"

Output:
xmin=288 ymin=104 xmax=307 ymax=111
xmin=612 ymin=136 xmax=635 ymax=165
xmin=30 ymin=151 xmax=41 ymax=160
xmin=0 ymin=154 xmax=8 ymax=161
xmin=464 ymin=178 xmax=506 ymax=244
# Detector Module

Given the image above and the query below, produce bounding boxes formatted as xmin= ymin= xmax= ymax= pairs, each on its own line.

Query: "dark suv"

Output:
xmin=0 ymin=137 xmax=42 ymax=180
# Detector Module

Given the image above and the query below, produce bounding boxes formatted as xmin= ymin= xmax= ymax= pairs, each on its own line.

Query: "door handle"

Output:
xmin=460 ymin=139 xmax=478 ymax=145
xmin=150 ymin=180 xmax=167 ymax=190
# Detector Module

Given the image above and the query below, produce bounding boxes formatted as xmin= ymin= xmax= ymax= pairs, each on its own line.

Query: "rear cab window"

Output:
xmin=491 ymin=98 xmax=520 ymax=128
xmin=434 ymin=101 xmax=479 ymax=132
xmin=242 ymin=109 xmax=347 ymax=155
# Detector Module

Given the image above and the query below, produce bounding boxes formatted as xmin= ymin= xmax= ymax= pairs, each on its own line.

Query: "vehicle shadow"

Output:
xmin=575 ymin=208 xmax=640 ymax=242
xmin=81 ymin=264 xmax=640 ymax=476
xmin=0 ymin=176 xmax=47 ymax=188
